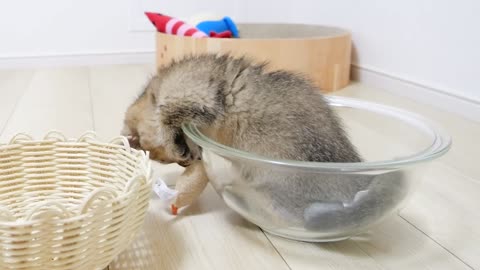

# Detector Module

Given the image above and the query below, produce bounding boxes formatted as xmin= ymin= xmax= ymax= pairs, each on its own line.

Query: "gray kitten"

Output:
xmin=122 ymin=54 xmax=407 ymax=232
xmin=123 ymin=54 xmax=360 ymax=164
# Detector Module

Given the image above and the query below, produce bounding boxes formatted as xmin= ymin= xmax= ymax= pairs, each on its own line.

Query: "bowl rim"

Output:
xmin=182 ymin=96 xmax=452 ymax=172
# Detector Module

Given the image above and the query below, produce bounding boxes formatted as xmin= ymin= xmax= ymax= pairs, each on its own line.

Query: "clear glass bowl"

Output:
xmin=182 ymin=96 xmax=451 ymax=242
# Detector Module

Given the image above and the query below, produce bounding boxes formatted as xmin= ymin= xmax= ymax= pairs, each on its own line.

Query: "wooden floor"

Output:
xmin=0 ymin=64 xmax=478 ymax=270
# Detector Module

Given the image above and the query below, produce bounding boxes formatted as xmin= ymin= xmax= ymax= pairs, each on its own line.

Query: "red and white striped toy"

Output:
xmin=145 ymin=12 xmax=208 ymax=38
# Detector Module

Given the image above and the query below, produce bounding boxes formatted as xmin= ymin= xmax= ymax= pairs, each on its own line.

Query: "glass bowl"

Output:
xmin=182 ymin=96 xmax=451 ymax=242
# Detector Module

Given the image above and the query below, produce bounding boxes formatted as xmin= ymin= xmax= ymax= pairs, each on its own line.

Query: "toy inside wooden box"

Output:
xmin=145 ymin=11 xmax=352 ymax=92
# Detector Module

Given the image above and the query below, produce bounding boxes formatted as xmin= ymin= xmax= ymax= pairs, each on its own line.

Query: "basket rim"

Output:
xmin=0 ymin=130 xmax=153 ymax=225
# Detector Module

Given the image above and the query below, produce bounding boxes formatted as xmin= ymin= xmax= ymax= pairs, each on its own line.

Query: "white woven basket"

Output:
xmin=0 ymin=131 xmax=152 ymax=270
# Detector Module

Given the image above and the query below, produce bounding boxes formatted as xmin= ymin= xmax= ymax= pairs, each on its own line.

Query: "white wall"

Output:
xmin=289 ymin=0 xmax=480 ymax=103
xmin=0 ymin=0 xmax=154 ymax=57
xmin=1 ymin=0 xmax=479 ymax=103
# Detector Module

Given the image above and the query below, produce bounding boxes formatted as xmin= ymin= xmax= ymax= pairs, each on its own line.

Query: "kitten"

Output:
xmin=122 ymin=54 xmax=361 ymax=165
xmin=122 ymin=54 xmax=406 ymax=231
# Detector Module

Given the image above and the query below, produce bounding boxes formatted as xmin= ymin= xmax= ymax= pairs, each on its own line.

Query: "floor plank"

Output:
xmin=265 ymin=235 xmax=383 ymax=270
xmin=352 ymin=216 xmax=470 ymax=270
xmin=0 ymin=67 xmax=93 ymax=140
xmin=0 ymin=70 xmax=33 ymax=136
xmin=401 ymin=163 xmax=479 ymax=269
xmin=110 ymin=185 xmax=291 ymax=270
xmin=267 ymin=188 xmax=471 ymax=270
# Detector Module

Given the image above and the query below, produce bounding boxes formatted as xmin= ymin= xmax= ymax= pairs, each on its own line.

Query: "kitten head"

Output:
xmin=122 ymin=75 xmax=187 ymax=165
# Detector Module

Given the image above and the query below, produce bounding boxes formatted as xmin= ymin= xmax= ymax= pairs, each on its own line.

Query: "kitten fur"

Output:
xmin=122 ymin=54 xmax=406 ymax=229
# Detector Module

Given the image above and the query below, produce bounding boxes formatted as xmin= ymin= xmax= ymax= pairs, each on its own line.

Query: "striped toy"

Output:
xmin=145 ymin=12 xmax=208 ymax=38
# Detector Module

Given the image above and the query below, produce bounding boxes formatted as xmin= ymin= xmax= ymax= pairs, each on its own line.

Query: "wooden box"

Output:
xmin=156 ymin=23 xmax=352 ymax=92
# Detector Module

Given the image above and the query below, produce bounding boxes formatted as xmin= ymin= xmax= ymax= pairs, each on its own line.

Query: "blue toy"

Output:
xmin=196 ymin=16 xmax=239 ymax=38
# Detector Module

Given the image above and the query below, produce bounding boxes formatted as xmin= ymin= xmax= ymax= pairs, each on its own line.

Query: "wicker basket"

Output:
xmin=0 ymin=131 xmax=152 ymax=270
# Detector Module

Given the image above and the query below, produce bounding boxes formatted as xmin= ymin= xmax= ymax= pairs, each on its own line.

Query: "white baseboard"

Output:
xmin=352 ymin=64 xmax=480 ymax=123
xmin=0 ymin=51 xmax=156 ymax=70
